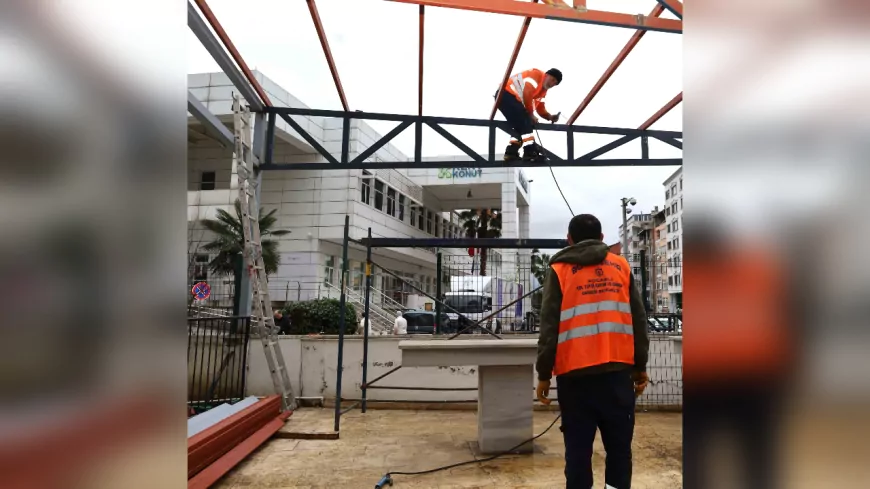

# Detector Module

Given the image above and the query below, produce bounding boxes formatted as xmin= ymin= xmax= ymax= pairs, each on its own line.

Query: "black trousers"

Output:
xmin=557 ymin=370 xmax=636 ymax=489
xmin=496 ymin=89 xmax=534 ymax=140
xmin=683 ymin=385 xmax=781 ymax=489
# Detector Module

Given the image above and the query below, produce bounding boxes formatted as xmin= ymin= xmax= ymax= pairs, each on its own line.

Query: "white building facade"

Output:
xmin=187 ymin=71 xmax=532 ymax=329
xmin=663 ymin=167 xmax=683 ymax=311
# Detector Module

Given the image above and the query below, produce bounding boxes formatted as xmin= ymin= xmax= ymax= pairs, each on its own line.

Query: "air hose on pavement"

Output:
xmin=373 ymin=412 xmax=561 ymax=488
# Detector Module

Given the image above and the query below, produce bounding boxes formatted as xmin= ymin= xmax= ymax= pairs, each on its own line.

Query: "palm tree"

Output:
xmin=199 ymin=199 xmax=291 ymax=277
xmin=530 ymin=248 xmax=552 ymax=286
xmin=459 ymin=208 xmax=502 ymax=276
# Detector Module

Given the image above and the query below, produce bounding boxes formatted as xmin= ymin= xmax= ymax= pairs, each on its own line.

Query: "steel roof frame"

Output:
xmin=188 ymin=0 xmax=682 ymax=169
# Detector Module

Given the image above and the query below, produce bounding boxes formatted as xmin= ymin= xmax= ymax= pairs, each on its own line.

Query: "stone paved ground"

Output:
xmin=215 ymin=408 xmax=682 ymax=488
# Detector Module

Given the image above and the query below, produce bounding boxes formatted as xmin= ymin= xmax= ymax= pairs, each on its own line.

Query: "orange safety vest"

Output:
xmin=683 ymin=249 xmax=791 ymax=383
xmin=551 ymin=253 xmax=635 ymax=376
xmin=504 ymin=68 xmax=551 ymax=118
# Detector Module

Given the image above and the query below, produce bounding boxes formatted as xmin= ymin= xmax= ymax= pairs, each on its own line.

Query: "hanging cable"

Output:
xmin=535 ymin=128 xmax=574 ymax=217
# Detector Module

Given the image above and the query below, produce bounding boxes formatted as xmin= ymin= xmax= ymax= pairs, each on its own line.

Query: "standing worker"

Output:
xmin=496 ymin=67 xmax=562 ymax=162
xmin=535 ymin=214 xmax=649 ymax=489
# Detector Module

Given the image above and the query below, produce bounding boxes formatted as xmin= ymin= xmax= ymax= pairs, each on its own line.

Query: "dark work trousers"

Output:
xmin=557 ymin=370 xmax=636 ymax=489
xmin=683 ymin=385 xmax=781 ymax=489
xmin=496 ymin=89 xmax=534 ymax=140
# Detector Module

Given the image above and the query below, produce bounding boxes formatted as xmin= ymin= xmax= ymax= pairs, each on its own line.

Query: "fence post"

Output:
xmin=362 ymin=227 xmax=373 ymax=413
xmin=435 ymin=252 xmax=443 ymax=335
xmin=334 ymin=215 xmax=350 ymax=432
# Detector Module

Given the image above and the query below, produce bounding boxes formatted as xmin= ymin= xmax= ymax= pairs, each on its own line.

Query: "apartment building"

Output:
xmin=663 ymin=167 xmax=683 ymax=311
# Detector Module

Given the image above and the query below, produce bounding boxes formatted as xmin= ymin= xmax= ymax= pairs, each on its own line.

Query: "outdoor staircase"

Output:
xmin=322 ymin=282 xmax=395 ymax=334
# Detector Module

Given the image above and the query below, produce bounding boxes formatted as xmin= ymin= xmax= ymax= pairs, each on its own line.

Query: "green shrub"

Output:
xmin=282 ymin=299 xmax=358 ymax=335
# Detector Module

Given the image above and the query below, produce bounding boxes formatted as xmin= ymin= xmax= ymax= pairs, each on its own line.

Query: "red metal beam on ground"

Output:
xmin=193 ymin=0 xmax=272 ymax=107
xmin=567 ymin=3 xmax=665 ymax=125
xmin=306 ymin=0 xmax=349 ymax=112
xmin=188 ymin=410 xmax=291 ymax=489
xmin=188 ymin=396 xmax=283 ymax=479
xmin=418 ymin=5 xmax=425 ymax=116
xmin=638 ymin=92 xmax=682 ymax=130
xmin=386 ymin=0 xmax=682 ymax=33
xmin=489 ymin=0 xmax=539 ymax=120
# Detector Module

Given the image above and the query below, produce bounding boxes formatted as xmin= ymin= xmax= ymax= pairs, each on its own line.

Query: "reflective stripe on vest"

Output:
xmin=551 ymin=253 xmax=635 ymax=375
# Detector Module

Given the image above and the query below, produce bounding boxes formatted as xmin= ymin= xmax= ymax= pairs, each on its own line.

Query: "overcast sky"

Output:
xmin=187 ymin=0 xmax=682 ymax=245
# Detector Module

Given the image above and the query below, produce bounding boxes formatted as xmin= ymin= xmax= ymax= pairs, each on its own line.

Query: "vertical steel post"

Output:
xmin=265 ymin=111 xmax=276 ymax=165
xmin=341 ymin=116 xmax=350 ymax=164
xmin=435 ymin=252 xmax=443 ymax=334
xmin=488 ymin=125 xmax=496 ymax=162
xmin=361 ymin=228 xmax=373 ymax=413
xmin=414 ymin=121 xmax=422 ymax=163
xmin=334 ymin=215 xmax=350 ymax=432
xmin=641 ymin=135 xmax=649 ymax=160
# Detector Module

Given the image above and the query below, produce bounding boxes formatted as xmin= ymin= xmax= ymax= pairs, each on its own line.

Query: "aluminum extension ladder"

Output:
xmin=232 ymin=95 xmax=296 ymax=410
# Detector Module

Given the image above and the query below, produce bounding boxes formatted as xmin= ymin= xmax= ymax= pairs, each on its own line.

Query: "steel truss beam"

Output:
xmin=568 ymin=3 xmax=665 ymax=125
xmin=188 ymin=90 xmax=233 ymax=147
xmin=306 ymin=0 xmax=349 ymax=111
xmin=638 ymin=92 xmax=683 ymax=130
xmin=386 ymin=0 xmax=683 ymax=33
xmin=260 ymin=107 xmax=681 ymax=170
xmin=188 ymin=1 xmax=268 ymax=111
xmin=656 ymin=0 xmax=683 ymax=19
xmin=361 ymin=238 xmax=569 ymax=248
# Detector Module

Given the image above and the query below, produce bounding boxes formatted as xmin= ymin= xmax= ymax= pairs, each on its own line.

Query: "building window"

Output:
xmin=666 ymin=208 xmax=670 ymax=217
xmin=374 ymin=180 xmax=385 ymax=211
xmin=418 ymin=208 xmax=425 ymax=231
xmin=426 ymin=210 xmax=434 ymax=234
xmin=679 ymin=178 xmax=683 ymax=190
xmin=360 ymin=177 xmax=371 ymax=205
xmin=668 ymin=241 xmax=672 ymax=250
xmin=680 ymin=197 xmax=683 ymax=210
xmin=398 ymin=195 xmax=406 ymax=221
xmin=671 ymin=184 xmax=677 ymax=195
xmin=410 ymin=205 xmax=416 ymax=226
xmin=675 ymin=237 xmax=680 ymax=249
xmin=667 ymin=223 xmax=671 ymax=233
xmin=192 ymin=254 xmax=209 ymax=281
xmin=324 ymin=256 xmax=336 ymax=285
xmin=200 ymin=171 xmax=216 ymax=191
xmin=669 ymin=276 xmax=673 ymax=286
xmin=672 ymin=202 xmax=677 ymax=214
xmin=665 ymin=190 xmax=670 ymax=200
xmin=386 ymin=187 xmax=396 ymax=217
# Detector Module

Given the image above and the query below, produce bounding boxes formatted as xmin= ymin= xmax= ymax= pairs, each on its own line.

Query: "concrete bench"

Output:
xmin=398 ymin=338 xmax=538 ymax=454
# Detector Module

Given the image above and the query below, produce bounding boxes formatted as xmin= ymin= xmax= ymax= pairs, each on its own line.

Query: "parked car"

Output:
xmin=401 ymin=309 xmax=451 ymax=335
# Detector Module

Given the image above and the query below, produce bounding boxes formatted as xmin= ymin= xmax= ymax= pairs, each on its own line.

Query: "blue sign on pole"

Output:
xmin=192 ymin=282 xmax=211 ymax=301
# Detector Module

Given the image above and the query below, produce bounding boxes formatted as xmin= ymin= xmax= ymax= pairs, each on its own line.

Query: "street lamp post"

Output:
xmin=620 ymin=197 xmax=637 ymax=257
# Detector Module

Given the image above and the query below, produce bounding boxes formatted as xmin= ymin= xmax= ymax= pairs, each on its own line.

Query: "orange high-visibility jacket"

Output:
xmin=504 ymin=68 xmax=553 ymax=120
xmin=550 ymin=253 xmax=635 ymax=376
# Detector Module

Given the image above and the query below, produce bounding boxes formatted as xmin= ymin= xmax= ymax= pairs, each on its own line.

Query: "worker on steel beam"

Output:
xmin=496 ymin=68 xmax=562 ymax=162
xmin=535 ymin=214 xmax=649 ymax=489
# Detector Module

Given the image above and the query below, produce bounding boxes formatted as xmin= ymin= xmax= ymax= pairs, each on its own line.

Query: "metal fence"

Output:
xmin=187 ymin=316 xmax=251 ymax=415
xmin=639 ymin=335 xmax=682 ymax=409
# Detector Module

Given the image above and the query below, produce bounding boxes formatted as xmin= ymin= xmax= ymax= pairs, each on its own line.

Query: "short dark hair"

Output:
xmin=546 ymin=68 xmax=562 ymax=84
xmin=568 ymin=214 xmax=601 ymax=243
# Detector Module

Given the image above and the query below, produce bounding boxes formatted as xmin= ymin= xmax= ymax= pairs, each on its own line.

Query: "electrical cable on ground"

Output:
xmin=373 ymin=412 xmax=562 ymax=488
xmin=535 ymin=127 xmax=574 ymax=217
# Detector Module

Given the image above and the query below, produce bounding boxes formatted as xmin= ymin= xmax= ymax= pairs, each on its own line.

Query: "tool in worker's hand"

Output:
xmin=375 ymin=474 xmax=393 ymax=488
xmin=551 ymin=111 xmax=561 ymax=123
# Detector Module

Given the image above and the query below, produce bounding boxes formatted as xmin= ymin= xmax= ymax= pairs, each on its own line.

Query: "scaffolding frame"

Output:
xmin=187 ymin=0 xmax=685 ymax=432
xmin=188 ymin=0 xmax=683 ymax=169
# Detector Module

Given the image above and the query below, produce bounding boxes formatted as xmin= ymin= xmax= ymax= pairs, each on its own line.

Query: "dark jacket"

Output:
xmin=535 ymin=240 xmax=649 ymax=381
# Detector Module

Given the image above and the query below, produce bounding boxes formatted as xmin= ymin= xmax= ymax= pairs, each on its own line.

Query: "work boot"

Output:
xmin=503 ymin=143 xmax=521 ymax=161
xmin=522 ymin=142 xmax=546 ymax=162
